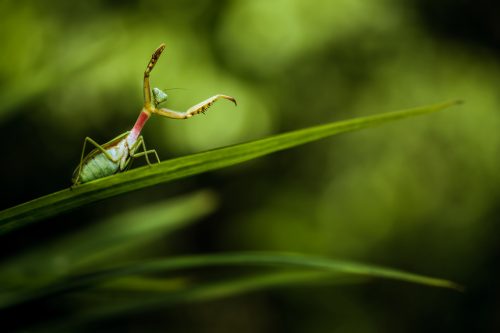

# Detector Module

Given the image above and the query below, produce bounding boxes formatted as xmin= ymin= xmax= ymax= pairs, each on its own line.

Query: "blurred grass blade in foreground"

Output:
xmin=0 ymin=100 xmax=462 ymax=234
xmin=42 ymin=271 xmax=357 ymax=331
xmin=0 ymin=251 xmax=461 ymax=310
xmin=0 ymin=191 xmax=217 ymax=289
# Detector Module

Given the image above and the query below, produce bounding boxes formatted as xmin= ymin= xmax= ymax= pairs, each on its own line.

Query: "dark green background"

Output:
xmin=1 ymin=0 xmax=499 ymax=332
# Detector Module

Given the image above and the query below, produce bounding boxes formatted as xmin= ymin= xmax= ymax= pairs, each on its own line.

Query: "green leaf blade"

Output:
xmin=0 ymin=252 xmax=461 ymax=310
xmin=86 ymin=252 xmax=462 ymax=291
xmin=0 ymin=100 xmax=461 ymax=233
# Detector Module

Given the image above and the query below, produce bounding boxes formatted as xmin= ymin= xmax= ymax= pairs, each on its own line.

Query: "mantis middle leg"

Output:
xmin=124 ymin=136 xmax=160 ymax=170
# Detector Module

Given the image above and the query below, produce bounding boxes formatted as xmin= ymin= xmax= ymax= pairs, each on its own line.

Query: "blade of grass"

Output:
xmin=40 ymin=271 xmax=354 ymax=332
xmin=0 ymin=251 xmax=462 ymax=309
xmin=0 ymin=191 xmax=216 ymax=288
xmin=0 ymin=100 xmax=462 ymax=234
xmin=53 ymin=190 xmax=217 ymax=269
xmin=95 ymin=272 xmax=364 ymax=293
xmin=75 ymin=251 xmax=462 ymax=290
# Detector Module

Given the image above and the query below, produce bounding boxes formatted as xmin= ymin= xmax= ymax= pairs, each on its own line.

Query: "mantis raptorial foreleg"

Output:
xmin=144 ymin=44 xmax=166 ymax=107
xmin=154 ymin=94 xmax=237 ymax=119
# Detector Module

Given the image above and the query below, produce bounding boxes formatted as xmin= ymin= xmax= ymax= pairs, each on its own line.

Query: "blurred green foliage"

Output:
xmin=1 ymin=0 xmax=499 ymax=332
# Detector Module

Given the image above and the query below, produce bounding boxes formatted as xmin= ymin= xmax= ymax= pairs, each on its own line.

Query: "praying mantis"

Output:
xmin=72 ymin=43 xmax=236 ymax=185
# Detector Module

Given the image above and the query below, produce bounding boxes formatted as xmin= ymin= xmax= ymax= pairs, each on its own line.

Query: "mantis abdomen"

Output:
xmin=77 ymin=153 xmax=122 ymax=183
xmin=72 ymin=141 xmax=129 ymax=184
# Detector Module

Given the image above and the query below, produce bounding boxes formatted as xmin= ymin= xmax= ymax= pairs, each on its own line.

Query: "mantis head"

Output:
xmin=152 ymin=87 xmax=168 ymax=107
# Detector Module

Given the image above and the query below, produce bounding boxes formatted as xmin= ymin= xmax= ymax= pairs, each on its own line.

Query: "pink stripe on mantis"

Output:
xmin=127 ymin=110 xmax=151 ymax=146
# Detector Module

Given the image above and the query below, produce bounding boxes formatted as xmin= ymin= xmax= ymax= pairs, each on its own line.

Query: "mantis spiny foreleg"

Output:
xmin=153 ymin=94 xmax=237 ymax=119
xmin=144 ymin=43 xmax=166 ymax=107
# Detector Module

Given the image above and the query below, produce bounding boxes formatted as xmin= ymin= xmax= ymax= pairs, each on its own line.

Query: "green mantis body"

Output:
xmin=72 ymin=44 xmax=236 ymax=185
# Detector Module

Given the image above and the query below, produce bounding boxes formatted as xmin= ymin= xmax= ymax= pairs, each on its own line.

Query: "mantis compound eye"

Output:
xmin=153 ymin=87 xmax=168 ymax=106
